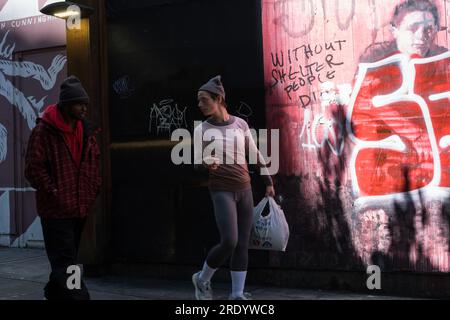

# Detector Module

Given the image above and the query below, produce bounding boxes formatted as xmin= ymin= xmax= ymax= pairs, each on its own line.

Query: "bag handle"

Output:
xmin=254 ymin=196 xmax=269 ymax=219
xmin=268 ymin=196 xmax=280 ymax=211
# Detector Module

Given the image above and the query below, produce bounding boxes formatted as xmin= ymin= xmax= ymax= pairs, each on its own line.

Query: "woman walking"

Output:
xmin=192 ymin=75 xmax=275 ymax=300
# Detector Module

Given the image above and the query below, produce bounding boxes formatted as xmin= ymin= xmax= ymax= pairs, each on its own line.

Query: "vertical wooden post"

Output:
xmin=65 ymin=0 xmax=110 ymax=271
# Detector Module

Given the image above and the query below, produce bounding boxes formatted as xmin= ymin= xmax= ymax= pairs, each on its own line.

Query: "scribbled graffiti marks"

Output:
xmin=299 ymin=107 xmax=345 ymax=157
xmin=348 ymin=51 xmax=450 ymax=199
xmin=273 ymin=0 xmax=356 ymax=38
xmin=236 ymin=101 xmax=253 ymax=118
xmin=299 ymin=82 xmax=351 ymax=156
xmin=274 ymin=0 xmax=315 ymax=37
xmin=113 ymin=75 xmax=135 ymax=99
xmin=148 ymin=99 xmax=187 ymax=136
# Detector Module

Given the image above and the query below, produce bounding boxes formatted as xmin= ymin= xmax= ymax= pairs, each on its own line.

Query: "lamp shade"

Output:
xmin=40 ymin=1 xmax=94 ymax=19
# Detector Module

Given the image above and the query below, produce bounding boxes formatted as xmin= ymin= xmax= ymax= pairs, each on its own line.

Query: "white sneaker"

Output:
xmin=192 ymin=271 xmax=213 ymax=300
xmin=228 ymin=292 xmax=252 ymax=300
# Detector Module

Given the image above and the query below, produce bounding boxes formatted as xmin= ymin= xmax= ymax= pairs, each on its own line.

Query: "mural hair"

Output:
xmin=391 ymin=0 xmax=439 ymax=27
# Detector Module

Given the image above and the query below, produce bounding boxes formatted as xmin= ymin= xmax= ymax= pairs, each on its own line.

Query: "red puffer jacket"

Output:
xmin=25 ymin=117 xmax=101 ymax=219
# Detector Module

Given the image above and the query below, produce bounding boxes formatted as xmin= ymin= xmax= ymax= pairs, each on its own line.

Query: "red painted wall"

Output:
xmin=263 ymin=0 xmax=450 ymax=272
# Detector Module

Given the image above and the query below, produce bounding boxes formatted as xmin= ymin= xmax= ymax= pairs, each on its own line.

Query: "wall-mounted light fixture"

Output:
xmin=40 ymin=1 xmax=94 ymax=19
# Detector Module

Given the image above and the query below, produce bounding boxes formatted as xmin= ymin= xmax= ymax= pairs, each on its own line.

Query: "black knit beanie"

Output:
xmin=58 ymin=75 xmax=89 ymax=106
xmin=199 ymin=75 xmax=225 ymax=99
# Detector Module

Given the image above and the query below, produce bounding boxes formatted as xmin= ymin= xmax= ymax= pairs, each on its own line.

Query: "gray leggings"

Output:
xmin=206 ymin=188 xmax=254 ymax=271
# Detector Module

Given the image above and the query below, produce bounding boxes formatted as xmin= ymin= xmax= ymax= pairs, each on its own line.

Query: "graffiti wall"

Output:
xmin=0 ymin=0 xmax=66 ymax=247
xmin=263 ymin=0 xmax=450 ymax=272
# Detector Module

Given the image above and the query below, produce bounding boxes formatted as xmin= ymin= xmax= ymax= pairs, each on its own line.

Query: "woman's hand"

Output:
xmin=205 ymin=163 xmax=219 ymax=171
xmin=203 ymin=156 xmax=220 ymax=171
xmin=265 ymin=185 xmax=275 ymax=197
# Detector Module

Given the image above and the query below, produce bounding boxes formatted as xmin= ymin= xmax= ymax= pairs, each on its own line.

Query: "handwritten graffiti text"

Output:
xmin=270 ymin=41 xmax=346 ymax=102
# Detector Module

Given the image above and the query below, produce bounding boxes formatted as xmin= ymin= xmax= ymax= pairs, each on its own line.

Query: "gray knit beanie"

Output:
xmin=59 ymin=75 xmax=89 ymax=106
xmin=199 ymin=75 xmax=225 ymax=99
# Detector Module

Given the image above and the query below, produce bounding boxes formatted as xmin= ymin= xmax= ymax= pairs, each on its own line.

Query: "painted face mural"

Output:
xmin=263 ymin=0 xmax=450 ymax=272
xmin=392 ymin=11 xmax=438 ymax=57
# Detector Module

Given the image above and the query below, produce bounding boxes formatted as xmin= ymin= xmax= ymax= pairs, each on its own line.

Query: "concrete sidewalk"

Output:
xmin=0 ymin=247 xmax=418 ymax=300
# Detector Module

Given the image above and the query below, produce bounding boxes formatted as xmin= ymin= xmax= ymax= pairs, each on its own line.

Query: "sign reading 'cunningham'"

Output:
xmin=0 ymin=0 xmax=66 ymax=52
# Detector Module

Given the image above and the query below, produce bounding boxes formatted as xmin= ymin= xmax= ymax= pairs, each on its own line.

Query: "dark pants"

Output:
xmin=41 ymin=217 xmax=90 ymax=300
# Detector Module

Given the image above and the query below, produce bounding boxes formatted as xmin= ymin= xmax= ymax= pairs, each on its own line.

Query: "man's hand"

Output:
xmin=265 ymin=185 xmax=275 ymax=197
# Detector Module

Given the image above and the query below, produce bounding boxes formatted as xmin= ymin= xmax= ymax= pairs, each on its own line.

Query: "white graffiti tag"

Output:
xmin=347 ymin=51 xmax=450 ymax=208
xmin=148 ymin=99 xmax=188 ymax=136
xmin=299 ymin=82 xmax=351 ymax=156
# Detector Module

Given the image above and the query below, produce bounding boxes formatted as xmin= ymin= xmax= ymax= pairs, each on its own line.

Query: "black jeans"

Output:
xmin=40 ymin=217 xmax=90 ymax=300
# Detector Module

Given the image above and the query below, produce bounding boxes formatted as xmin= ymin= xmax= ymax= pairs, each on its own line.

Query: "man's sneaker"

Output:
xmin=228 ymin=292 xmax=252 ymax=300
xmin=192 ymin=272 xmax=213 ymax=300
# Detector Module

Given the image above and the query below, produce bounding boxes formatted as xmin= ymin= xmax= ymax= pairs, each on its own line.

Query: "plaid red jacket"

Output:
xmin=25 ymin=119 xmax=102 ymax=218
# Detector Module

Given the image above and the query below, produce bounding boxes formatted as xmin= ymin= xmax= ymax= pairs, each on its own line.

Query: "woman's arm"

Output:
xmin=193 ymin=123 xmax=219 ymax=172
xmin=244 ymin=125 xmax=275 ymax=197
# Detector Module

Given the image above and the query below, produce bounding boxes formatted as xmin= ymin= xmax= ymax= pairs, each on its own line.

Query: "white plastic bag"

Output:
xmin=249 ymin=197 xmax=289 ymax=251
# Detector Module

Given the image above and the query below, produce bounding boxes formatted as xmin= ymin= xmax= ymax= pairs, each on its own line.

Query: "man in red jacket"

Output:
xmin=25 ymin=75 xmax=101 ymax=300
